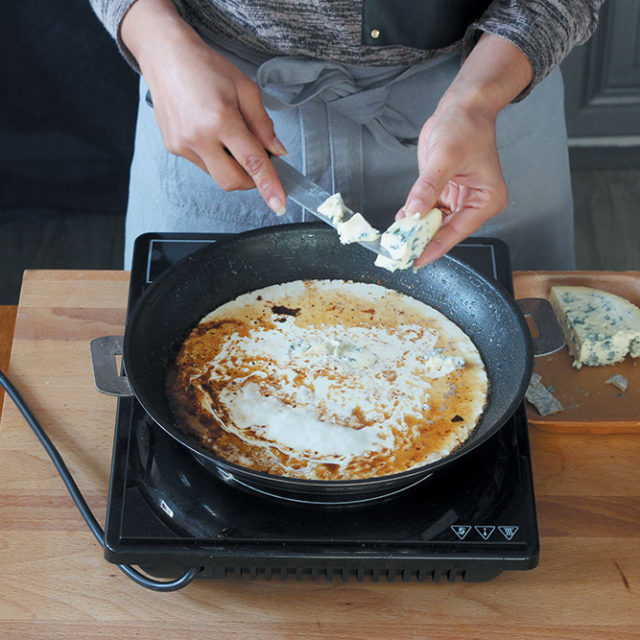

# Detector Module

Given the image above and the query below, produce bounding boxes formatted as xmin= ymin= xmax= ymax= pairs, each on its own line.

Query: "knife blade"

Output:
xmin=271 ymin=156 xmax=390 ymax=258
xmin=144 ymin=91 xmax=388 ymax=258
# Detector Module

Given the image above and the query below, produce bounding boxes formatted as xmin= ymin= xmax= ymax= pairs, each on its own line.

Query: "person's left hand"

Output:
xmin=398 ymin=99 xmax=509 ymax=268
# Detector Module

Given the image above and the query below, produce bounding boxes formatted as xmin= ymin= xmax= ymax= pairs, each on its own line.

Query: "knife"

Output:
xmin=145 ymin=91 xmax=388 ymax=258
xmin=271 ymin=156 xmax=391 ymax=258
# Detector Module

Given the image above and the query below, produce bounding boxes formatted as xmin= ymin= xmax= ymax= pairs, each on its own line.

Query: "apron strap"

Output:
xmin=257 ymin=57 xmax=427 ymax=151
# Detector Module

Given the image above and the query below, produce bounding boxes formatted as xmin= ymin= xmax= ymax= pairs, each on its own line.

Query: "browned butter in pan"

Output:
xmin=166 ymin=280 xmax=488 ymax=480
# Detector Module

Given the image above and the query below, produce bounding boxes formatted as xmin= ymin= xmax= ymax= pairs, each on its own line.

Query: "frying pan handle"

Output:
xmin=90 ymin=336 xmax=134 ymax=397
xmin=516 ymin=298 xmax=565 ymax=358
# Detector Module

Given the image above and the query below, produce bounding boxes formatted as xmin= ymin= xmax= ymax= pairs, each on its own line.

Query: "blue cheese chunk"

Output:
xmin=526 ymin=373 xmax=564 ymax=416
xmin=336 ymin=213 xmax=381 ymax=245
xmin=549 ymin=285 xmax=640 ymax=369
xmin=374 ymin=208 xmax=443 ymax=272
xmin=317 ymin=193 xmax=347 ymax=224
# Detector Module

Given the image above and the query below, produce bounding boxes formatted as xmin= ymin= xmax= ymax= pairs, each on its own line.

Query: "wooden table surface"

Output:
xmin=0 ymin=270 xmax=638 ymax=640
xmin=0 ymin=305 xmax=17 ymax=415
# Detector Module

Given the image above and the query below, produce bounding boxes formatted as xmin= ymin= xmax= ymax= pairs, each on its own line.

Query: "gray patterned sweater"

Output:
xmin=89 ymin=0 xmax=602 ymax=93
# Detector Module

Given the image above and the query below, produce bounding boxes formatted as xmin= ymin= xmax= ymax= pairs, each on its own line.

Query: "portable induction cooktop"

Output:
xmin=103 ymin=232 xmax=539 ymax=583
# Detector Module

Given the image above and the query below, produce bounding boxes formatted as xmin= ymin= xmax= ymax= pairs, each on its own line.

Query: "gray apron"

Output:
xmin=125 ymin=39 xmax=574 ymax=270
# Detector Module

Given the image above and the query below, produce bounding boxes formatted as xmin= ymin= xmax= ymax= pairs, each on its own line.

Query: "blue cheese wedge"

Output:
xmin=374 ymin=208 xmax=443 ymax=272
xmin=317 ymin=193 xmax=347 ymax=224
xmin=549 ymin=285 xmax=640 ymax=369
xmin=336 ymin=213 xmax=381 ymax=245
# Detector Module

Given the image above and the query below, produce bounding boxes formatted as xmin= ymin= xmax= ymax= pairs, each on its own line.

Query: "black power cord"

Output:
xmin=0 ymin=369 xmax=199 ymax=591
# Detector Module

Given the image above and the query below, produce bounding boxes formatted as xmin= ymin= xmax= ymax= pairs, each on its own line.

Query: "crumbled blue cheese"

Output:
xmin=549 ymin=285 xmax=640 ymax=369
xmin=336 ymin=213 xmax=381 ymax=245
xmin=605 ymin=374 xmax=628 ymax=392
xmin=526 ymin=373 xmax=564 ymax=416
xmin=419 ymin=353 xmax=465 ymax=378
xmin=374 ymin=208 xmax=443 ymax=272
xmin=317 ymin=193 xmax=347 ymax=224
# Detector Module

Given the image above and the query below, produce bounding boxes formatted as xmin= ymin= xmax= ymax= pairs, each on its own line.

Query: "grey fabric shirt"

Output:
xmin=89 ymin=0 xmax=602 ymax=95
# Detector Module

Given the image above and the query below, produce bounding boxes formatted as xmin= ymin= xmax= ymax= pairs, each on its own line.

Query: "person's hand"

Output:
xmin=399 ymin=100 xmax=508 ymax=267
xmin=121 ymin=0 xmax=287 ymax=215
xmin=397 ymin=32 xmax=534 ymax=267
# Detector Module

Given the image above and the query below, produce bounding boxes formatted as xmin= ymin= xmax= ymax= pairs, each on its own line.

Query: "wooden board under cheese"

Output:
xmin=514 ymin=271 xmax=640 ymax=434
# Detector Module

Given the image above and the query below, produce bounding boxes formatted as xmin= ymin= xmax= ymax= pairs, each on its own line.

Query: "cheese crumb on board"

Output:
xmin=605 ymin=374 xmax=628 ymax=392
xmin=374 ymin=209 xmax=443 ymax=272
xmin=549 ymin=285 xmax=640 ymax=369
xmin=336 ymin=213 xmax=381 ymax=244
xmin=526 ymin=373 xmax=564 ymax=416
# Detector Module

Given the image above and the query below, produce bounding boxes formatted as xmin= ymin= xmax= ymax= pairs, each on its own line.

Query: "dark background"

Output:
xmin=0 ymin=1 xmax=137 ymax=303
xmin=1 ymin=2 xmax=638 ymax=305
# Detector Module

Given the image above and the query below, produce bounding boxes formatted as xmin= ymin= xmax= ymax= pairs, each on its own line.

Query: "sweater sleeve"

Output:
xmin=87 ymin=0 xmax=140 ymax=70
xmin=463 ymin=0 xmax=604 ymax=99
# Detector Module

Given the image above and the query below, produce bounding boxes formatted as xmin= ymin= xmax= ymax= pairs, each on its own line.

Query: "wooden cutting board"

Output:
xmin=514 ymin=271 xmax=640 ymax=434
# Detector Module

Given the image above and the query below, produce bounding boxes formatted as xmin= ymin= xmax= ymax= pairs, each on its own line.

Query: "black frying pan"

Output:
xmin=122 ymin=223 xmax=533 ymax=503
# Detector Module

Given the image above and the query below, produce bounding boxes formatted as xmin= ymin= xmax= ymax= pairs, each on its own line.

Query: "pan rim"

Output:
xmin=123 ymin=223 xmax=533 ymax=489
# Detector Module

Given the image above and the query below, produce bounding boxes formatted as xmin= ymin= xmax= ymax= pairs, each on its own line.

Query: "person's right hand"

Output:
xmin=121 ymin=0 xmax=287 ymax=215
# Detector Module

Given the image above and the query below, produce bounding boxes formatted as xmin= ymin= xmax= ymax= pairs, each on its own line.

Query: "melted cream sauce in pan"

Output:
xmin=166 ymin=280 xmax=488 ymax=480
